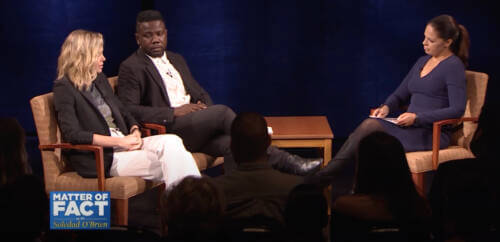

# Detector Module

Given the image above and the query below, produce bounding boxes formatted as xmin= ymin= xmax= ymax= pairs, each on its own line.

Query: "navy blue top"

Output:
xmin=376 ymin=55 xmax=466 ymax=151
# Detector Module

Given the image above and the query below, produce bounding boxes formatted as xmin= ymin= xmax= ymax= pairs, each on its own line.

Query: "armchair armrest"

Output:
xmin=39 ymin=143 xmax=106 ymax=191
xmin=141 ymin=123 xmax=167 ymax=136
xmin=431 ymin=117 xmax=479 ymax=169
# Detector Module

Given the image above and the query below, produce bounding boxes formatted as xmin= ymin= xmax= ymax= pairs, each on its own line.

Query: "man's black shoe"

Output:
xmin=273 ymin=154 xmax=322 ymax=176
xmin=267 ymin=146 xmax=323 ymax=176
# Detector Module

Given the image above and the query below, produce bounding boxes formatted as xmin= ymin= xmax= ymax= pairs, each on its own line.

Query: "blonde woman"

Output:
xmin=53 ymin=29 xmax=200 ymax=187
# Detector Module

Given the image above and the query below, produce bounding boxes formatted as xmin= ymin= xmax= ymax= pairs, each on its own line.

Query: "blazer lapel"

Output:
xmin=94 ymin=77 xmax=127 ymax=132
xmin=77 ymin=83 xmax=109 ymax=129
xmin=79 ymin=86 xmax=99 ymax=112
xmin=166 ymin=53 xmax=192 ymax=96
xmin=138 ymin=49 xmax=172 ymax=106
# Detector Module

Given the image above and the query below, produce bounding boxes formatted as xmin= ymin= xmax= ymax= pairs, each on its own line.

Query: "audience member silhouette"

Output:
xmin=161 ymin=176 xmax=226 ymax=242
xmin=0 ymin=117 xmax=49 ymax=240
xmin=213 ymin=112 xmax=303 ymax=228
xmin=430 ymin=100 xmax=500 ymax=241
xmin=331 ymin=131 xmax=431 ymax=242
xmin=0 ymin=117 xmax=31 ymax=185
xmin=285 ymin=183 xmax=328 ymax=242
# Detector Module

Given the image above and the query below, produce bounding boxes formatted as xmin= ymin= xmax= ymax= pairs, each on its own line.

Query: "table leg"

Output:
xmin=323 ymin=139 xmax=332 ymax=167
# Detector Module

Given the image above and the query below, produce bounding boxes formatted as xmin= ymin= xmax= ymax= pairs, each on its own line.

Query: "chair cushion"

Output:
xmin=406 ymin=146 xmax=475 ymax=173
xmin=54 ymin=172 xmax=163 ymax=200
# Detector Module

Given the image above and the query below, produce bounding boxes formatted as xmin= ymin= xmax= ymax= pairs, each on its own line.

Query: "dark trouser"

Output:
xmin=168 ymin=104 xmax=236 ymax=170
xmin=309 ymin=118 xmax=384 ymax=187
xmin=167 ymin=104 xmax=312 ymax=173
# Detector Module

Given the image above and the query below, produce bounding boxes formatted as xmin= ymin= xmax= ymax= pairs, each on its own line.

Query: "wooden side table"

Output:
xmin=265 ymin=116 xmax=334 ymax=167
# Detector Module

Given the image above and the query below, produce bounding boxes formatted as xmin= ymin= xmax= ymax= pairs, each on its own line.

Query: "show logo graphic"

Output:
xmin=50 ymin=191 xmax=110 ymax=230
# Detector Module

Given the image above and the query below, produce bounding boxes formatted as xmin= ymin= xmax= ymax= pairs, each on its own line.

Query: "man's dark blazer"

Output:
xmin=116 ymin=49 xmax=213 ymax=125
xmin=53 ymin=73 xmax=139 ymax=178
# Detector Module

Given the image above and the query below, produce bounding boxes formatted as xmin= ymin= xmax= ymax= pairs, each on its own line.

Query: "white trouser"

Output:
xmin=108 ymin=128 xmax=201 ymax=188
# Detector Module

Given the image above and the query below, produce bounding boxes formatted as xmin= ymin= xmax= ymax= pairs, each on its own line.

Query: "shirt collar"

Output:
xmin=146 ymin=52 xmax=168 ymax=64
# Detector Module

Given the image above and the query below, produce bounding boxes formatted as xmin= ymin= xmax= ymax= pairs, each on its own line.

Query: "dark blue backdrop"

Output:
xmin=1 ymin=0 xmax=499 ymax=138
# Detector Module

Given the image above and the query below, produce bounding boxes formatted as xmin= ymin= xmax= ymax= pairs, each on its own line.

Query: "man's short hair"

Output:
xmin=230 ymin=112 xmax=270 ymax=163
xmin=136 ymin=10 xmax=164 ymax=32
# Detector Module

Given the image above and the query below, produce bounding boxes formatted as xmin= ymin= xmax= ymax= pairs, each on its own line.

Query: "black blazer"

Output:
xmin=116 ymin=49 xmax=213 ymax=125
xmin=53 ymin=73 xmax=139 ymax=178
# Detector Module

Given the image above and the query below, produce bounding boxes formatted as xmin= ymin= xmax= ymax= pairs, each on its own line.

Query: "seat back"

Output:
xmin=450 ymin=71 xmax=488 ymax=149
xmin=108 ymin=75 xmax=118 ymax=92
xmin=30 ymin=93 xmax=67 ymax=191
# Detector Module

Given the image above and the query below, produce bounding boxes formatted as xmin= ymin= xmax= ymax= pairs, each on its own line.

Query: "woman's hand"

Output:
xmin=372 ymin=105 xmax=389 ymax=118
xmin=119 ymin=135 xmax=143 ymax=151
xmin=129 ymin=125 xmax=141 ymax=138
xmin=396 ymin=112 xmax=417 ymax=126
xmin=131 ymin=128 xmax=141 ymax=139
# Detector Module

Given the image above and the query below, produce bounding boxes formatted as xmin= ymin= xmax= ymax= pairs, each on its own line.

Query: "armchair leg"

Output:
xmin=325 ymin=185 xmax=332 ymax=215
xmin=113 ymin=198 xmax=129 ymax=226
xmin=412 ymin=173 xmax=426 ymax=198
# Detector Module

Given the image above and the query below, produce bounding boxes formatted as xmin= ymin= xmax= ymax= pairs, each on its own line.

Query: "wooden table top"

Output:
xmin=264 ymin=116 xmax=334 ymax=140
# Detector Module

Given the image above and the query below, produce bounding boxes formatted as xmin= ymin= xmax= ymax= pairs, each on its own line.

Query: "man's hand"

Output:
xmin=174 ymin=103 xmax=207 ymax=116
xmin=396 ymin=112 xmax=417 ymax=126
xmin=196 ymin=100 xmax=208 ymax=108
xmin=372 ymin=105 xmax=389 ymax=118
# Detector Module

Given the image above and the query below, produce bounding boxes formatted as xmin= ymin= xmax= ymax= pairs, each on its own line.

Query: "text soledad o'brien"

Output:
xmin=52 ymin=220 xmax=109 ymax=228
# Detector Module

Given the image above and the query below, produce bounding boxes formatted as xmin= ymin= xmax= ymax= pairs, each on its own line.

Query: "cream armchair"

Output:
xmin=30 ymin=92 xmax=164 ymax=226
xmin=406 ymin=70 xmax=488 ymax=195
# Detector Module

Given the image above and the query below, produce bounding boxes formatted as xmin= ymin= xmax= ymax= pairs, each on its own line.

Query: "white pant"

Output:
xmin=109 ymin=129 xmax=201 ymax=188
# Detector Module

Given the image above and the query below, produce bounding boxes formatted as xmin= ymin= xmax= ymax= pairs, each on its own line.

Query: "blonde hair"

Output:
xmin=56 ymin=29 xmax=103 ymax=90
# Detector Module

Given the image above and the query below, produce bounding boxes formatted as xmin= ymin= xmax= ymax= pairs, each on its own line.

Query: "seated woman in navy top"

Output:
xmin=313 ymin=14 xmax=470 ymax=185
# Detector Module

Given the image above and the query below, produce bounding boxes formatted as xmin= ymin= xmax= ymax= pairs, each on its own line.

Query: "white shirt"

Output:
xmin=147 ymin=53 xmax=191 ymax=107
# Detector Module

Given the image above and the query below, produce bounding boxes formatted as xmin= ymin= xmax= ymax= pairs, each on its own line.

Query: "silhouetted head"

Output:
xmin=162 ymin=176 xmax=225 ymax=241
xmin=355 ymin=131 xmax=429 ymax=223
xmin=0 ymin=117 xmax=31 ymax=186
xmin=135 ymin=10 xmax=167 ymax=58
xmin=285 ymin=183 xmax=328 ymax=237
xmin=230 ymin=112 xmax=271 ymax=164
xmin=0 ymin=175 xmax=48 ymax=238
xmin=355 ymin=131 xmax=416 ymax=196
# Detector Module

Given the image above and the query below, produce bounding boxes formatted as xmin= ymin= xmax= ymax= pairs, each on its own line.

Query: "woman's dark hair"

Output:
xmin=0 ymin=117 xmax=31 ymax=185
xmin=355 ymin=131 xmax=428 ymax=223
xmin=285 ymin=183 xmax=328 ymax=240
xmin=428 ymin=14 xmax=470 ymax=67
